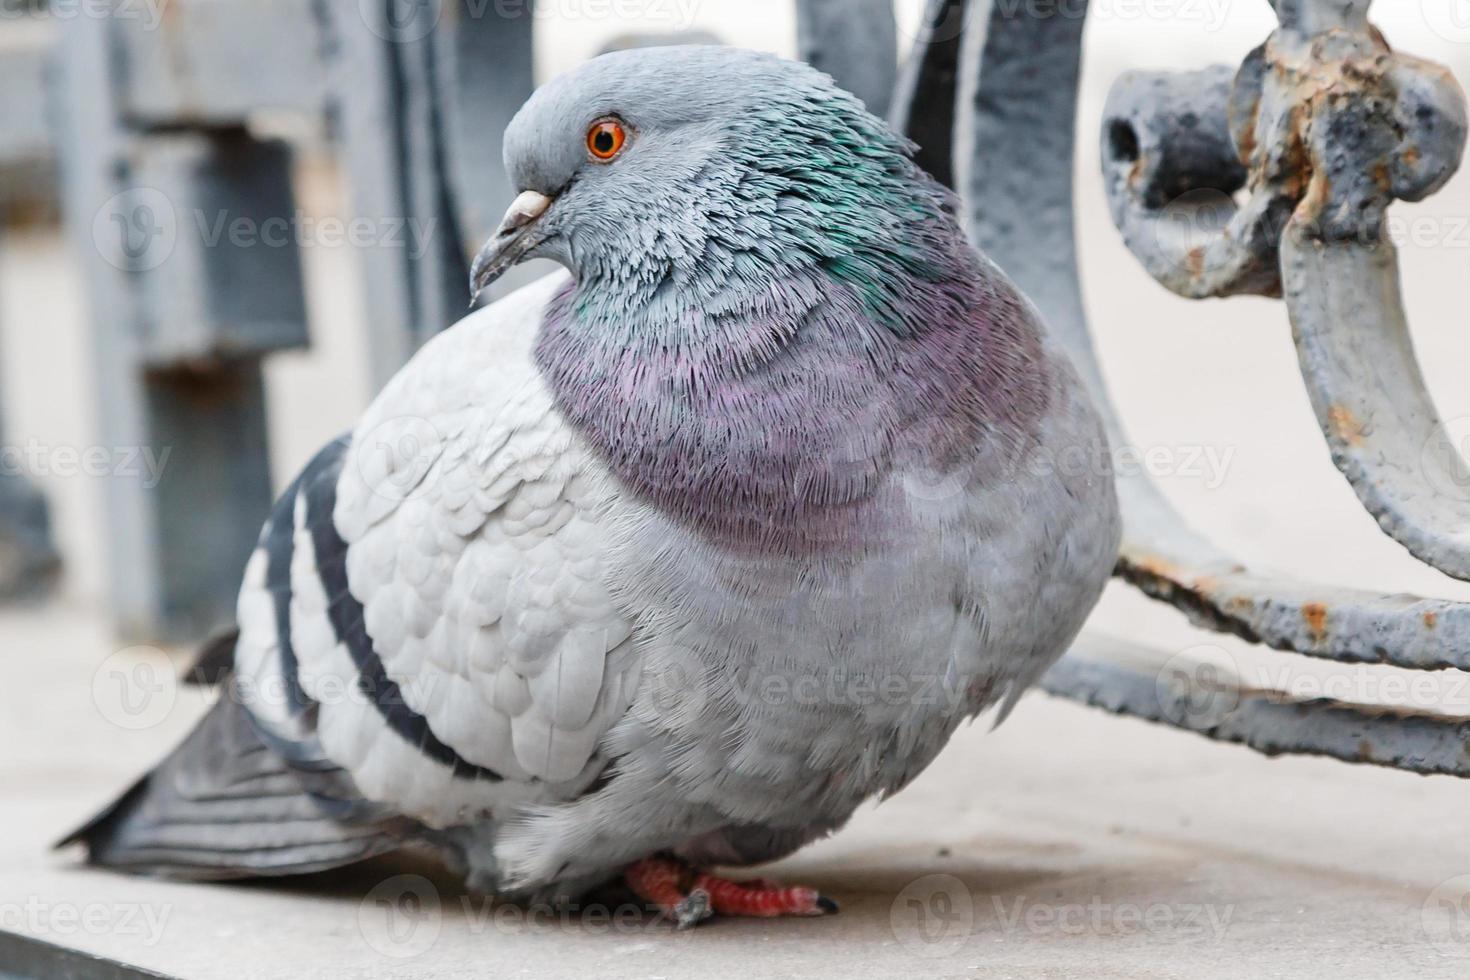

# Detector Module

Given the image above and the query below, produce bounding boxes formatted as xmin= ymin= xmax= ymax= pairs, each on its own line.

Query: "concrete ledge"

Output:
xmin=6 ymin=603 xmax=1470 ymax=979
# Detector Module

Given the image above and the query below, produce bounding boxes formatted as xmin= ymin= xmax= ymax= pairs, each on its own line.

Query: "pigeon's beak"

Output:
xmin=469 ymin=190 xmax=554 ymax=303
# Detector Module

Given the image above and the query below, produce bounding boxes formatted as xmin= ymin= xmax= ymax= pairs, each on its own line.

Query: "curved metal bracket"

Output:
xmin=796 ymin=0 xmax=897 ymax=117
xmin=1046 ymin=633 xmax=1470 ymax=776
xmin=1101 ymin=62 xmax=1286 ymax=298
xmin=894 ymin=0 xmax=1470 ymax=671
xmin=890 ymin=0 xmax=1470 ymax=761
xmin=1102 ymin=0 xmax=1470 ymax=580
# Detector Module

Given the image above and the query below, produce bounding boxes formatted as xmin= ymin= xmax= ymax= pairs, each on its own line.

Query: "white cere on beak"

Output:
xmin=469 ymin=191 xmax=557 ymax=302
xmin=497 ymin=191 xmax=553 ymax=237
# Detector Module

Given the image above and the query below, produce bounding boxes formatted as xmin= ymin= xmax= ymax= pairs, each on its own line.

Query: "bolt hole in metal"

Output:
xmin=1107 ymin=119 xmax=1139 ymax=163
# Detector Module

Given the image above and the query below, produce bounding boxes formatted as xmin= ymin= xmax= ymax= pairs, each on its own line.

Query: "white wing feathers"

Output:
xmin=235 ymin=273 xmax=639 ymax=828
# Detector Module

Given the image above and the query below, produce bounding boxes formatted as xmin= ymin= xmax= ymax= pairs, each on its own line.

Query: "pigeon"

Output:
xmin=63 ymin=45 xmax=1120 ymax=926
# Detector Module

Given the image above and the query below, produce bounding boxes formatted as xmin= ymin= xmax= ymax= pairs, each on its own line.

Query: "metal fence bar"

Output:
xmin=895 ymin=0 xmax=1470 ymax=766
xmin=795 ymin=0 xmax=897 ymax=117
xmin=1102 ymin=0 xmax=1470 ymax=582
xmin=326 ymin=2 xmax=422 ymax=387
xmin=889 ymin=0 xmax=965 ymax=188
xmin=437 ymin=3 xmax=536 ymax=295
xmin=909 ymin=0 xmax=1470 ymax=676
xmin=1044 ymin=634 xmax=1470 ymax=777
xmin=327 ymin=1 xmax=535 ymax=387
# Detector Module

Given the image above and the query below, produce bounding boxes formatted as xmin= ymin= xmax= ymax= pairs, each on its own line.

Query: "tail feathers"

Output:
xmin=183 ymin=628 xmax=240 ymax=686
xmin=58 ymin=690 xmax=413 ymax=880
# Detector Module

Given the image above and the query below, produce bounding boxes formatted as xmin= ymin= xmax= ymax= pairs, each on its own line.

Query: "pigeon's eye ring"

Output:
xmin=586 ymin=118 xmax=628 ymax=162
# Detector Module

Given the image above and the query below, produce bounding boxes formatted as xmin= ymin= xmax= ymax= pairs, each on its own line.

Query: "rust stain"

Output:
xmin=1424 ymin=610 xmax=1438 ymax=629
xmin=1130 ymin=554 xmax=1184 ymax=582
xmin=1128 ymin=155 xmax=1148 ymax=188
xmin=1302 ymin=602 xmax=1329 ymax=639
xmin=1299 ymin=169 xmax=1330 ymax=223
xmin=1328 ymin=404 xmax=1367 ymax=447
xmin=1371 ymin=162 xmax=1391 ymax=193
xmin=1402 ymin=145 xmax=1421 ymax=168
xmin=1235 ymin=120 xmax=1257 ymax=167
xmin=1277 ymin=97 xmax=1323 ymax=214
xmin=1186 ymin=246 xmax=1206 ymax=279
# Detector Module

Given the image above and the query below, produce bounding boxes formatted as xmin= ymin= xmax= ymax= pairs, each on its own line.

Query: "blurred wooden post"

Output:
xmin=37 ymin=0 xmax=536 ymax=636
xmin=0 ymin=368 xmax=58 ymax=599
xmin=0 ymin=21 xmax=59 ymax=598
xmin=51 ymin=9 xmax=308 ymax=641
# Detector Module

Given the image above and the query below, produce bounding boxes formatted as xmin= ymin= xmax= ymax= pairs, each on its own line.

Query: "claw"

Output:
xmin=670 ymin=887 xmax=712 ymax=929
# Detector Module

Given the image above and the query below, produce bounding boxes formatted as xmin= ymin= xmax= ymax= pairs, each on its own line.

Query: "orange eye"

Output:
xmin=586 ymin=118 xmax=627 ymax=161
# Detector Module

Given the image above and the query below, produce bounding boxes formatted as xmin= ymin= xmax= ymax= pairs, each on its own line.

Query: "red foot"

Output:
xmin=624 ymin=856 xmax=837 ymax=927
xmin=694 ymin=871 xmax=834 ymax=917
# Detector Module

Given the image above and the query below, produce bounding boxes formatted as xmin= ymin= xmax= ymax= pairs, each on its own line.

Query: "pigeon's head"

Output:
xmin=470 ymin=45 xmax=950 ymax=309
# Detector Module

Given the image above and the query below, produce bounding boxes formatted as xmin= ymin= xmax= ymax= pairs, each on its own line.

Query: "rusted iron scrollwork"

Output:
xmin=1104 ymin=0 xmax=1470 ymax=578
xmin=895 ymin=0 xmax=1470 ymax=773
